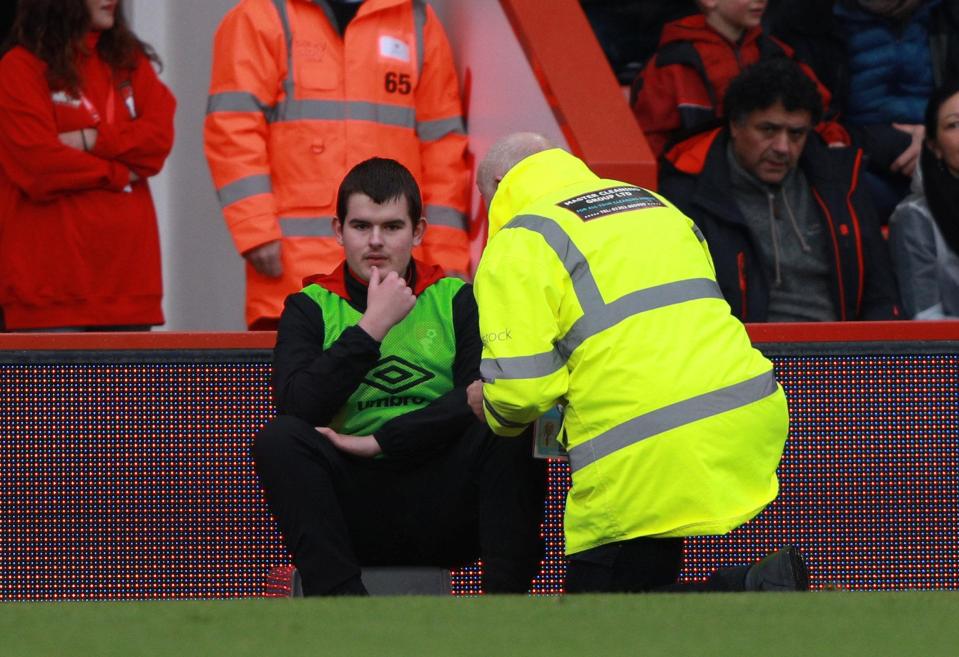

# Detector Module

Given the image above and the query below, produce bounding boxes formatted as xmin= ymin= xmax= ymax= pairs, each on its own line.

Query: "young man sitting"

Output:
xmin=253 ymin=158 xmax=545 ymax=596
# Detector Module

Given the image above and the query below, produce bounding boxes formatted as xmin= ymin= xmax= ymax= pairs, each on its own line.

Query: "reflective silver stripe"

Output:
xmin=505 ymin=215 xmax=606 ymax=316
xmin=482 ymin=279 xmax=722 ymax=379
xmin=416 ymin=116 xmax=465 ymax=142
xmin=271 ymin=0 xmax=295 ymax=99
xmin=311 ymin=0 xmax=338 ymax=32
xmin=496 ymin=213 xmax=725 ymax=364
xmin=279 ymin=217 xmax=336 ymax=237
xmin=691 ymin=222 xmax=706 ymax=243
xmin=413 ymin=0 xmax=426 ymax=77
xmin=346 ymin=101 xmax=415 ymax=128
xmin=425 ymin=204 xmax=468 ymax=230
xmin=487 ymin=211 xmax=737 ymax=447
xmin=567 ymin=370 xmax=779 ymax=473
xmin=557 ymin=278 xmax=723 ymax=359
xmin=207 ymin=92 xmax=270 ymax=114
xmin=484 ymin=399 xmax=526 ymax=429
xmin=271 ymin=99 xmax=416 ymax=128
xmin=264 ymin=0 xmax=423 ymax=130
xmin=208 ymin=95 xmax=419 ymax=131
xmin=217 ymin=174 xmax=272 ymax=208
xmin=481 ymin=349 xmax=565 ymax=381
xmin=272 ymin=99 xmax=344 ymax=121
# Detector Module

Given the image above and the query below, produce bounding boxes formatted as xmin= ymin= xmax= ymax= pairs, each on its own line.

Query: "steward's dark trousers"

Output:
xmin=566 ymin=537 xmax=749 ymax=593
xmin=254 ymin=415 xmax=546 ymax=596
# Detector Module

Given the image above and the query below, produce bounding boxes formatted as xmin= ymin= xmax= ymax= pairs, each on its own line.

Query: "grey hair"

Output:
xmin=477 ymin=132 xmax=555 ymax=202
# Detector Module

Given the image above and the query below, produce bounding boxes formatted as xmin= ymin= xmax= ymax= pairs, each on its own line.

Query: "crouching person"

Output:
xmin=469 ymin=134 xmax=808 ymax=593
xmin=254 ymin=158 xmax=545 ymax=596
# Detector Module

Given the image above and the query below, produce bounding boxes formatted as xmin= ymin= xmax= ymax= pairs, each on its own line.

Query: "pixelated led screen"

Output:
xmin=1 ymin=346 xmax=957 ymax=599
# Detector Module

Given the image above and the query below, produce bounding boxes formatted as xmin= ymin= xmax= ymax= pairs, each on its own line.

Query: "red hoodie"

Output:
xmin=632 ymin=15 xmax=846 ymax=157
xmin=0 ymin=33 xmax=176 ymax=329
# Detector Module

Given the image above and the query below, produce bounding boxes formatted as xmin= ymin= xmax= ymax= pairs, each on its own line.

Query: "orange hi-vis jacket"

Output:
xmin=205 ymin=0 xmax=470 ymax=327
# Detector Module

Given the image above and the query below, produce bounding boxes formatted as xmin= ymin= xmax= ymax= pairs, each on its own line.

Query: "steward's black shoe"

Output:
xmin=744 ymin=545 xmax=809 ymax=591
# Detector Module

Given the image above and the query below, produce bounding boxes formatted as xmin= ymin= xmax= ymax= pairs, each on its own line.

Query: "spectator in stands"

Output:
xmin=468 ymin=132 xmax=807 ymax=593
xmin=889 ymin=81 xmax=959 ymax=319
xmin=630 ymin=0 xmax=847 ymax=158
xmin=659 ymin=59 xmax=901 ymax=322
xmin=836 ymin=1 xmax=946 ymax=160
xmin=0 ymin=0 xmax=175 ymax=332
xmin=205 ymin=0 xmax=471 ymax=331
xmin=253 ymin=158 xmax=545 ymax=596
xmin=769 ymin=0 xmax=959 ymax=221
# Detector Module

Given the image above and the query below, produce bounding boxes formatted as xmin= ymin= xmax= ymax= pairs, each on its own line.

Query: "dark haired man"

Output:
xmin=253 ymin=158 xmax=544 ymax=596
xmin=659 ymin=58 xmax=901 ymax=322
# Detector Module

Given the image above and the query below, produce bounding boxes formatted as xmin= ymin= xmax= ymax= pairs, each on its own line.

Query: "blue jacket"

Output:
xmin=834 ymin=1 xmax=939 ymax=125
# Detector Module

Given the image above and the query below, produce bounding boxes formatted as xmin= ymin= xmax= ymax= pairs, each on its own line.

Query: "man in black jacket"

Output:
xmin=658 ymin=58 xmax=901 ymax=322
xmin=253 ymin=158 xmax=545 ymax=596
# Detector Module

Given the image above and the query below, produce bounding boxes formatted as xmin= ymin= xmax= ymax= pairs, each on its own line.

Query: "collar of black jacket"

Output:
xmin=676 ymin=127 xmax=861 ymax=226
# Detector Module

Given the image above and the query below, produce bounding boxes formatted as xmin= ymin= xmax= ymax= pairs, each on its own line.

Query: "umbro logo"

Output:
xmin=363 ymin=356 xmax=434 ymax=394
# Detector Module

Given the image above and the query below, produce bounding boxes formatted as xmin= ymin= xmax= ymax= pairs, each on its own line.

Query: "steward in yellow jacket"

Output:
xmin=470 ymin=133 xmax=805 ymax=593
xmin=205 ymin=0 xmax=470 ymax=328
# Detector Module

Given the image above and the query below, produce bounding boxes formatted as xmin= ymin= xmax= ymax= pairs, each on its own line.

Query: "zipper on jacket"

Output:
xmin=844 ymin=148 xmax=866 ymax=317
xmin=737 ymin=251 xmax=748 ymax=321
xmin=811 ymin=188 xmax=848 ymax=320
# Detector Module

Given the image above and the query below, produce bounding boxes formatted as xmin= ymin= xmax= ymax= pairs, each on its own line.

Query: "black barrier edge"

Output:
xmin=757 ymin=341 xmax=959 ymax=358
xmin=0 ymin=349 xmax=275 ymax=365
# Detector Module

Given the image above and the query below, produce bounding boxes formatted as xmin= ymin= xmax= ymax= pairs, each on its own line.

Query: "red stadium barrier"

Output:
xmin=499 ymin=0 xmax=657 ymax=188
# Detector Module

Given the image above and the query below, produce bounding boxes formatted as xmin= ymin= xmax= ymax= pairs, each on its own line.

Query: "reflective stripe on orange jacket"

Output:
xmin=204 ymin=0 xmax=470 ymax=327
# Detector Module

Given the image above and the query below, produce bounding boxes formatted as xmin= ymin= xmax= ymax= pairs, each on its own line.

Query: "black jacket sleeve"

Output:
xmin=846 ymin=123 xmax=912 ymax=174
xmin=271 ymin=292 xmax=381 ymax=426
xmin=850 ymin=181 xmax=903 ymax=320
xmin=373 ymin=284 xmax=482 ymax=460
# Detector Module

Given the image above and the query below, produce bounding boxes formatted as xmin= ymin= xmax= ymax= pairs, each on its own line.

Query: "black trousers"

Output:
xmin=566 ymin=537 xmax=749 ymax=593
xmin=253 ymin=415 xmax=546 ymax=595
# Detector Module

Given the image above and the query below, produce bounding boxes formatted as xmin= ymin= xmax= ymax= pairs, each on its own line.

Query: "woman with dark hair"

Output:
xmin=0 ymin=0 xmax=175 ymax=331
xmin=889 ymin=80 xmax=959 ymax=319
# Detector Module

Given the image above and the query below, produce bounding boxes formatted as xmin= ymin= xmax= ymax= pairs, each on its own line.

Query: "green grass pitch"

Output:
xmin=3 ymin=592 xmax=958 ymax=657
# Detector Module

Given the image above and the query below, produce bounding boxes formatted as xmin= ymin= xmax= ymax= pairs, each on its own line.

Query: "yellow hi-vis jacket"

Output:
xmin=473 ymin=149 xmax=789 ymax=555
